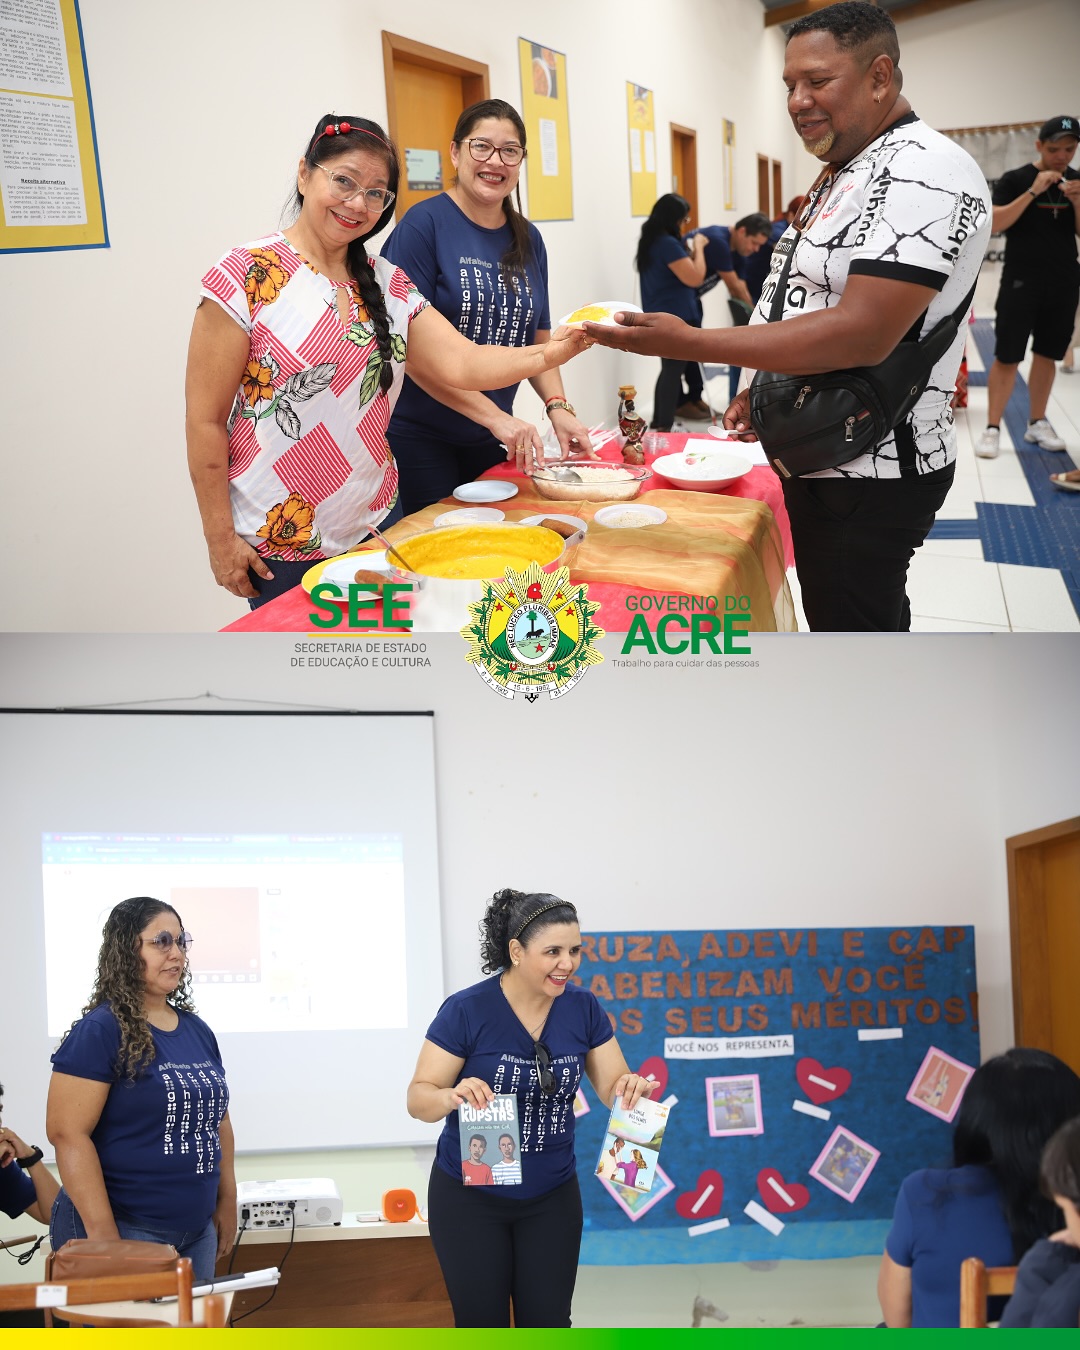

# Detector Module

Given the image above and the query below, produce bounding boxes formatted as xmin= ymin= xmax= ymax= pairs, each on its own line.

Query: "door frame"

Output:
xmin=381 ymin=32 xmax=490 ymax=154
xmin=670 ymin=123 xmax=698 ymax=229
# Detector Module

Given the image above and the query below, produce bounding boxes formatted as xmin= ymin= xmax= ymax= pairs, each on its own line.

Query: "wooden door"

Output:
xmin=382 ymin=33 xmax=489 ymax=220
xmin=756 ymin=155 xmax=770 ymax=215
xmin=671 ymin=124 xmax=698 ymax=229
xmin=771 ymin=160 xmax=783 ymax=218
xmin=1008 ymin=817 xmax=1080 ymax=1072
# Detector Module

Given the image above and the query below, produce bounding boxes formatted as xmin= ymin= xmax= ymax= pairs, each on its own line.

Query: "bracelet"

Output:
xmin=544 ymin=398 xmax=575 ymax=417
xmin=1028 ymin=190 xmax=1038 ymax=199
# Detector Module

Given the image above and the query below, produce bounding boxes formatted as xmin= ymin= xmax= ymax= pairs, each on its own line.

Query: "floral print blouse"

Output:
xmin=200 ymin=234 xmax=428 ymax=561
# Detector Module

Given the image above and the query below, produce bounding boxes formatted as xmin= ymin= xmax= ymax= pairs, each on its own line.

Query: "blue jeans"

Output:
xmin=50 ymin=1189 xmax=218 ymax=1283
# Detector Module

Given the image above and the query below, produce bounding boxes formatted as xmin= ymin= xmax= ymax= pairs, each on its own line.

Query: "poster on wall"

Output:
xmin=517 ymin=37 xmax=572 ymax=222
xmin=626 ymin=83 xmax=656 ymax=218
xmin=0 ymin=0 xmax=108 ymax=253
xmin=722 ymin=118 xmax=736 ymax=212
xmin=573 ymin=925 xmax=979 ymax=1264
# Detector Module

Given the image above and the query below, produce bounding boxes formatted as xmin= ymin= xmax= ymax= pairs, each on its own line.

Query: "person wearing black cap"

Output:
xmin=975 ymin=116 xmax=1080 ymax=459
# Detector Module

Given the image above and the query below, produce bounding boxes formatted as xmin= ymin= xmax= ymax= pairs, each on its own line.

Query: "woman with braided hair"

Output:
xmin=46 ymin=898 xmax=234 ymax=1281
xmin=186 ymin=113 xmax=589 ymax=607
xmin=407 ymin=888 xmax=652 ymax=1327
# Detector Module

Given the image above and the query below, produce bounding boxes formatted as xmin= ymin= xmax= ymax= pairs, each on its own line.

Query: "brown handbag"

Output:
xmin=50 ymin=1237 xmax=180 ymax=1280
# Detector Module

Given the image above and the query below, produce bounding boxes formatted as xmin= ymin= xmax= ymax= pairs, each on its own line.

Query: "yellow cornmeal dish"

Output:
xmin=394 ymin=525 xmax=563 ymax=580
xmin=566 ymin=304 xmax=610 ymax=324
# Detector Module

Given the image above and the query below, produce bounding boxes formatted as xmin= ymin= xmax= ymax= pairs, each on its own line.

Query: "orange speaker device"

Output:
xmin=381 ymin=1188 xmax=417 ymax=1223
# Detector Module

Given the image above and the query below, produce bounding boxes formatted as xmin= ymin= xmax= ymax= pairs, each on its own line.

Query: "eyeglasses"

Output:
xmin=463 ymin=138 xmax=526 ymax=167
xmin=533 ymin=1040 xmax=557 ymax=1096
xmin=144 ymin=931 xmax=194 ymax=953
xmin=315 ymin=164 xmax=395 ymax=211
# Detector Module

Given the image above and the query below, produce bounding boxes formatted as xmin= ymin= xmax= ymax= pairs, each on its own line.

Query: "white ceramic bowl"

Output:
xmin=651 ymin=449 xmax=753 ymax=492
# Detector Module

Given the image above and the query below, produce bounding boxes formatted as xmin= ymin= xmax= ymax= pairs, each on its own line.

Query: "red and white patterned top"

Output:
xmin=200 ymin=233 xmax=428 ymax=561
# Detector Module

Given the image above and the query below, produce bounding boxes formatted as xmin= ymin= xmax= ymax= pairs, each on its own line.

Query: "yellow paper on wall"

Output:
xmin=627 ymin=84 xmax=656 ymax=218
xmin=517 ymin=37 xmax=572 ymax=222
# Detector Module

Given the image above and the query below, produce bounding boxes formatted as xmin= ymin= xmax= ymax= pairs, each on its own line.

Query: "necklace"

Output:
xmin=499 ymin=973 xmax=551 ymax=1040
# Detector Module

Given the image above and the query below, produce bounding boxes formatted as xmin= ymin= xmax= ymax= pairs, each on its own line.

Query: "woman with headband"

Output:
xmin=382 ymin=99 xmax=593 ymax=515
xmin=407 ymin=888 xmax=653 ymax=1327
xmin=186 ymin=113 xmax=589 ymax=607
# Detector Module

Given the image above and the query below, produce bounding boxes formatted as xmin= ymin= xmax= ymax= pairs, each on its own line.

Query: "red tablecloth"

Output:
xmin=222 ymin=432 xmax=792 ymax=634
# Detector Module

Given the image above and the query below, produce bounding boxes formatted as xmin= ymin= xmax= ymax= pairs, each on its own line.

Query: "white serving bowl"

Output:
xmin=650 ymin=449 xmax=753 ymax=492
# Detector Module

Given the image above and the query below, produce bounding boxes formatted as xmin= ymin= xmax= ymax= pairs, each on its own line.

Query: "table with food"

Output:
xmin=222 ymin=429 xmax=795 ymax=634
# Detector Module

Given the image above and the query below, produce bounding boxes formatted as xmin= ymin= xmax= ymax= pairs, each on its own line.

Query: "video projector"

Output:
xmin=237 ymin=1177 xmax=343 ymax=1230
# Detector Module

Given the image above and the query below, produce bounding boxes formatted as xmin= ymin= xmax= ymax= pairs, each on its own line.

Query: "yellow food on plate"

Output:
xmin=392 ymin=525 xmax=563 ymax=580
xmin=565 ymin=304 xmax=611 ymax=324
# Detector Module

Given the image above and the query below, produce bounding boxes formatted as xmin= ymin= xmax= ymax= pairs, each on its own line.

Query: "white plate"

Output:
xmin=315 ymin=552 xmax=391 ymax=591
xmin=593 ymin=504 xmax=668 ymax=528
xmin=433 ymin=506 xmax=506 ymax=527
xmin=453 ymin=480 xmax=519 ymax=503
xmin=520 ymin=512 xmax=588 ymax=535
xmin=558 ymin=300 xmax=643 ymax=328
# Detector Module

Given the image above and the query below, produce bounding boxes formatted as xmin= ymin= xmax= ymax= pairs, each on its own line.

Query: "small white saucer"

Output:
xmin=433 ymin=506 xmax=506 ymax=527
xmin=453 ymin=480 xmax=519 ymax=503
xmin=593 ymin=504 xmax=667 ymax=528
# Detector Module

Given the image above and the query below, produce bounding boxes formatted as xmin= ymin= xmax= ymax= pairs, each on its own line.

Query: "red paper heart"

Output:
xmin=675 ymin=1169 xmax=724 ymax=1220
xmin=757 ymin=1167 xmax=810 ymax=1214
xmin=638 ymin=1055 xmax=668 ymax=1099
xmin=796 ymin=1057 xmax=852 ymax=1105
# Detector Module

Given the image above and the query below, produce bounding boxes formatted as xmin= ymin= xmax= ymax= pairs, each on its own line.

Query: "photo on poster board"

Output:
xmin=627 ymin=83 xmax=656 ymax=217
xmin=0 ymin=0 xmax=108 ymax=253
xmin=706 ymin=1073 xmax=764 ymax=1137
xmin=905 ymin=1046 xmax=975 ymax=1123
xmin=722 ymin=118 xmax=736 ymax=212
xmin=809 ymin=1125 xmax=880 ymax=1203
xmin=598 ymin=1162 xmax=675 ymax=1221
xmin=517 ymin=37 xmax=572 ymax=221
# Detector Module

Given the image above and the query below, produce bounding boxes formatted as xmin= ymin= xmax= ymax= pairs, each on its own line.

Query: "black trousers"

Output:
xmin=651 ymin=357 xmax=686 ymax=429
xmin=782 ymin=463 xmax=954 ymax=632
xmin=426 ymin=1161 xmax=583 ymax=1327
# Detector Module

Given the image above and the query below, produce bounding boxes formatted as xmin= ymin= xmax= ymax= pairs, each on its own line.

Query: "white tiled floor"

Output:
xmin=784 ymin=325 xmax=1080 ymax=632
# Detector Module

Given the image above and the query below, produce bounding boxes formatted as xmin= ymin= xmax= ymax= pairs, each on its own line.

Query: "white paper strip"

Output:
xmin=858 ymin=1027 xmax=903 ymax=1041
xmin=807 ymin=1073 xmax=836 ymax=1091
xmin=688 ymin=1217 xmax=730 ymax=1237
xmin=690 ymin=1184 xmax=715 ymax=1215
xmin=766 ymin=1175 xmax=796 ymax=1208
xmin=664 ymin=1035 xmax=794 ymax=1060
xmin=792 ymin=1098 xmax=831 ymax=1120
xmin=744 ymin=1200 xmax=784 ymax=1236
xmin=35 ymin=1285 xmax=68 ymax=1308
xmin=661 ymin=1093 xmax=678 ymax=1109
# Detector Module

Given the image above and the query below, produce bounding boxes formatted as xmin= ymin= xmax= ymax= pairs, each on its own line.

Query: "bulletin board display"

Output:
xmin=574 ymin=926 xmax=979 ymax=1265
xmin=626 ymin=83 xmax=656 ymax=217
xmin=0 ymin=0 xmax=108 ymax=253
xmin=517 ymin=37 xmax=572 ymax=222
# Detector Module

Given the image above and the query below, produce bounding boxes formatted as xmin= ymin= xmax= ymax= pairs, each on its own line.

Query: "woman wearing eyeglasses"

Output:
xmin=407 ymin=888 xmax=653 ymax=1328
xmin=186 ymin=112 xmax=588 ymax=607
xmin=46 ymin=897 xmax=234 ymax=1282
xmin=381 ymin=100 xmax=593 ymax=515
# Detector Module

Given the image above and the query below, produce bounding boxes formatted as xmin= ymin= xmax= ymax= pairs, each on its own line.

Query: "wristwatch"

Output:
xmin=16 ymin=1146 xmax=43 ymax=1169
xmin=1028 ymin=189 xmax=1038 ymax=199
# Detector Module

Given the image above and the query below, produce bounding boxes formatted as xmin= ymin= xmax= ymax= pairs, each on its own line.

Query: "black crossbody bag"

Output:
xmin=748 ymin=211 xmax=975 ymax=480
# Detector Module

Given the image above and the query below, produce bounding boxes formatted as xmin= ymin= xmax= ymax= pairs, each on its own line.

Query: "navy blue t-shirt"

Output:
xmin=639 ymin=233 xmax=701 ymax=325
xmin=0 ymin=1156 xmax=36 ymax=1218
xmin=51 ymin=1005 xmax=229 ymax=1230
xmin=885 ymin=1165 xmax=1014 ymax=1327
xmin=1000 ymin=1238 xmax=1080 ymax=1328
xmin=426 ymin=975 xmax=613 ymax=1201
xmin=743 ymin=217 xmax=788 ymax=304
xmin=688 ymin=225 xmax=741 ymax=300
xmin=381 ymin=193 xmax=552 ymax=447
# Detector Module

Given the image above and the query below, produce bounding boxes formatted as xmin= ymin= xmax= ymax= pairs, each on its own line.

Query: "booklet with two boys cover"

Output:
xmin=458 ymin=1096 xmax=522 ymax=1185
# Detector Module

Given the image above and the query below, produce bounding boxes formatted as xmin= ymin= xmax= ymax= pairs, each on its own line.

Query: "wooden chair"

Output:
xmin=959 ymin=1256 xmax=1018 ymax=1328
xmin=0 ymin=1256 xmax=195 ymax=1327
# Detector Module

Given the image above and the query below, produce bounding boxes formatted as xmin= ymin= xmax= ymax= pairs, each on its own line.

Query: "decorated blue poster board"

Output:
xmin=574 ymin=926 xmax=979 ymax=1264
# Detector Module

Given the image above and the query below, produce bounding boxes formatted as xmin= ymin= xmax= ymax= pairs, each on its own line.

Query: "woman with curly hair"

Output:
xmin=407 ymin=888 xmax=652 ymax=1327
xmin=187 ymin=111 xmax=589 ymax=609
xmin=46 ymin=897 xmax=234 ymax=1282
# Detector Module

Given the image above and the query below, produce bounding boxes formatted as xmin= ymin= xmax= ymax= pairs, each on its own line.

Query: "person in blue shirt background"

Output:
xmin=47 ymin=897 xmax=236 ymax=1283
xmin=407 ymin=888 xmax=653 ymax=1327
xmin=382 ymin=99 xmax=593 ymax=513
xmin=878 ymin=1047 xmax=1080 ymax=1327
xmin=0 ymin=1080 xmax=59 ymax=1226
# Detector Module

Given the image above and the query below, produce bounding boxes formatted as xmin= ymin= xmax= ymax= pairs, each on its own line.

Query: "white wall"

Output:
xmin=1 ymin=629 xmax=1076 ymax=1276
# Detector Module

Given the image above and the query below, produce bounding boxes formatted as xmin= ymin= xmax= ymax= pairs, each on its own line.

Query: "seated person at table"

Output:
xmin=186 ymin=112 xmax=589 ymax=608
xmin=0 ymin=1078 xmax=60 ymax=1226
xmin=1000 ymin=1115 xmax=1080 ymax=1328
xmin=878 ymin=1048 xmax=1080 ymax=1327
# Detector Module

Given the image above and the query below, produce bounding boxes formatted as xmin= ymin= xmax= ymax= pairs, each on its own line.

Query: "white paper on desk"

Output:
xmin=682 ymin=435 xmax=769 ymax=467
